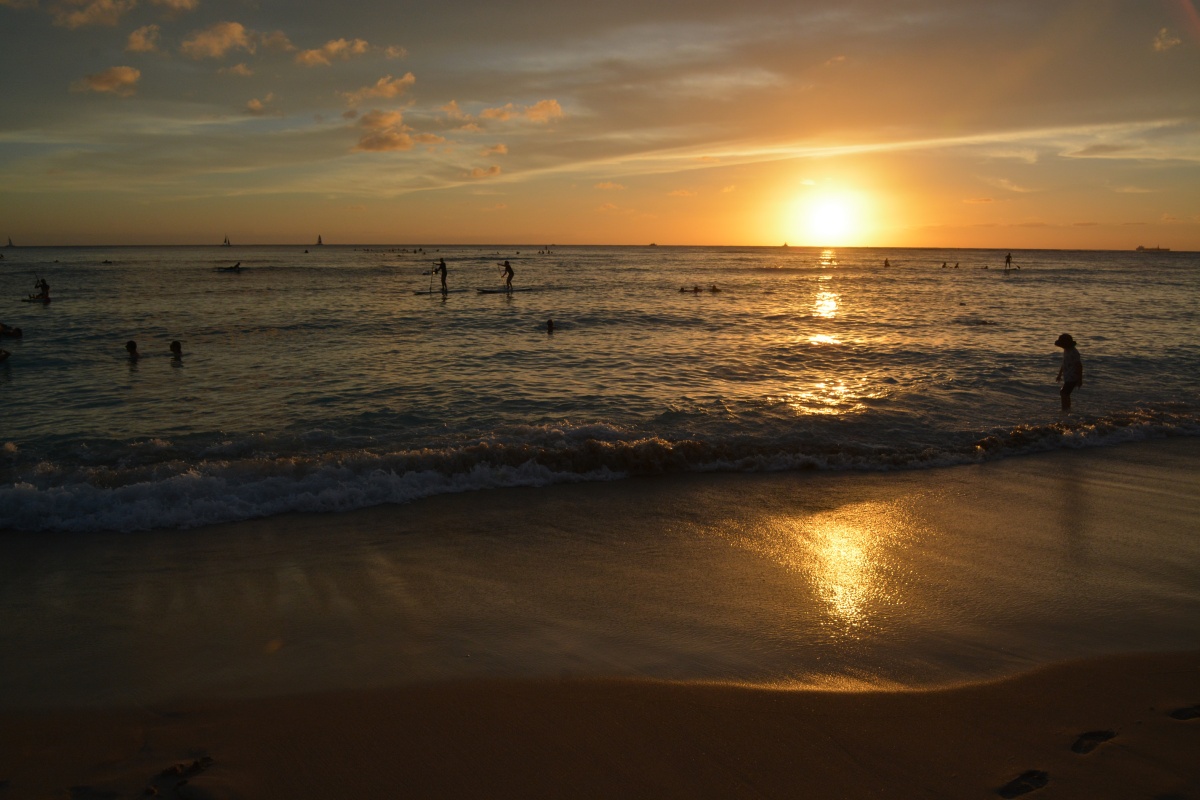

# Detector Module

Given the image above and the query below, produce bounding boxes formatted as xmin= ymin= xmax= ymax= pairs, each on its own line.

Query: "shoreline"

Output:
xmin=1 ymin=649 xmax=1197 ymax=798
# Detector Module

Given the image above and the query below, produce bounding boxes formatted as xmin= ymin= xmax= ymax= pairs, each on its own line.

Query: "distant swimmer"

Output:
xmin=432 ymin=258 xmax=448 ymax=292
xmin=547 ymin=319 xmax=555 ymax=334
xmin=170 ymin=340 xmax=182 ymax=360
xmin=884 ymin=258 xmax=890 ymax=267
xmin=1054 ymin=333 xmax=1083 ymax=412
xmin=218 ymin=262 xmax=241 ymax=272
xmin=942 ymin=262 xmax=947 ymax=268
xmin=500 ymin=260 xmax=514 ymax=291
xmin=125 ymin=340 xmax=139 ymax=360
xmin=709 ymin=284 xmax=720 ymax=293
xmin=954 ymin=262 xmax=959 ymax=268
xmin=692 ymin=285 xmax=701 ymax=293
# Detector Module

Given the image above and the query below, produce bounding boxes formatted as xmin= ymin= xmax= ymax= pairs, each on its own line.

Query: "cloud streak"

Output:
xmin=296 ymin=38 xmax=369 ymax=67
xmin=181 ymin=21 xmax=255 ymax=59
xmin=52 ymin=0 xmax=135 ymax=28
xmin=72 ymin=65 xmax=140 ymax=96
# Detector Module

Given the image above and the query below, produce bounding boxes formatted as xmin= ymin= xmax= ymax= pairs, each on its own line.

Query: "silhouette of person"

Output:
xmin=501 ymin=260 xmax=514 ymax=291
xmin=433 ymin=258 xmax=448 ymax=292
xmin=0 ymin=349 xmax=9 ymax=363
xmin=884 ymin=258 xmax=890 ymax=267
xmin=547 ymin=319 xmax=555 ymax=334
xmin=33 ymin=278 xmax=49 ymax=298
xmin=1005 ymin=253 xmax=1012 ymax=268
xmin=170 ymin=340 xmax=182 ymax=360
xmin=125 ymin=340 xmax=139 ymax=360
xmin=1054 ymin=333 xmax=1083 ymax=411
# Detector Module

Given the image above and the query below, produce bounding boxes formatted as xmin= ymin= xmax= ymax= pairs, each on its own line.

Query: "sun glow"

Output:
xmin=791 ymin=191 xmax=869 ymax=247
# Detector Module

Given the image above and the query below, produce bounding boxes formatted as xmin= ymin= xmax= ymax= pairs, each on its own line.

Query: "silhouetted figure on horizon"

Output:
xmin=433 ymin=258 xmax=448 ymax=292
xmin=1054 ymin=333 xmax=1083 ymax=411
xmin=547 ymin=319 xmax=555 ymax=334
xmin=125 ymin=340 xmax=139 ymax=361
xmin=500 ymin=260 xmax=514 ymax=291
xmin=170 ymin=340 xmax=182 ymax=360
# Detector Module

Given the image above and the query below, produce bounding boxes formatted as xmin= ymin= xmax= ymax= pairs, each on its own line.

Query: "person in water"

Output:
xmin=0 ymin=323 xmax=22 ymax=338
xmin=433 ymin=258 xmax=448 ymax=292
xmin=500 ymin=260 xmax=514 ymax=291
xmin=125 ymin=340 xmax=139 ymax=360
xmin=884 ymin=258 xmax=890 ymax=267
xmin=1005 ymin=252 xmax=1013 ymax=269
xmin=1054 ymin=333 xmax=1083 ymax=411
xmin=546 ymin=319 xmax=555 ymax=334
xmin=33 ymin=278 xmax=49 ymax=298
xmin=0 ymin=349 xmax=9 ymax=363
xmin=170 ymin=340 xmax=182 ymax=360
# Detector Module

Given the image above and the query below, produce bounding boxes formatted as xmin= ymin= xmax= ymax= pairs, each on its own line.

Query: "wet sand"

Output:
xmin=1 ymin=438 xmax=1198 ymax=797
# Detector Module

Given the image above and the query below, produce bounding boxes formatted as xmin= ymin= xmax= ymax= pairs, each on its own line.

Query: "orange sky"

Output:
xmin=1 ymin=0 xmax=1198 ymax=248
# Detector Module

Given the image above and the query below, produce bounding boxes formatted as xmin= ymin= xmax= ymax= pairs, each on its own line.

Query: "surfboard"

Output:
xmin=413 ymin=288 xmax=468 ymax=295
xmin=22 ymin=295 xmax=51 ymax=303
xmin=477 ymin=287 xmax=533 ymax=294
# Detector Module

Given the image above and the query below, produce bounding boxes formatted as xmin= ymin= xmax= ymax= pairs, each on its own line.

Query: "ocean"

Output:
xmin=1 ymin=244 xmax=1197 ymax=533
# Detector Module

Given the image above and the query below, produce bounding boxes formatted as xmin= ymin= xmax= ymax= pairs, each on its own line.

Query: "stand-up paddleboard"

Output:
xmin=477 ymin=287 xmax=533 ymax=294
xmin=22 ymin=295 xmax=51 ymax=303
xmin=413 ymin=288 xmax=468 ymax=295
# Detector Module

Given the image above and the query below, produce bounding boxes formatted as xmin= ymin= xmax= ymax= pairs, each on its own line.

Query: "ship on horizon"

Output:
xmin=1135 ymin=245 xmax=1170 ymax=252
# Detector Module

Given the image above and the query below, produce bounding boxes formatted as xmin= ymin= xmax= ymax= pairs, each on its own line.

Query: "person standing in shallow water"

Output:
xmin=1054 ymin=333 xmax=1083 ymax=411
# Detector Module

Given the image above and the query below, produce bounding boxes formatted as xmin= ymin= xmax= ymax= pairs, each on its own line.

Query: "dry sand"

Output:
xmin=1 ymin=650 xmax=1198 ymax=799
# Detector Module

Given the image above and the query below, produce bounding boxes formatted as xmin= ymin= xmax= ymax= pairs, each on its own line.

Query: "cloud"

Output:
xmin=481 ymin=144 xmax=508 ymax=156
xmin=480 ymin=99 xmax=563 ymax=123
xmin=181 ymin=21 xmax=255 ymax=59
xmin=1067 ymin=143 xmax=1136 ymax=157
xmin=72 ymin=65 xmax=140 ymax=96
xmin=1153 ymin=28 xmax=1181 ymax=52
xmin=296 ymin=38 xmax=369 ymax=67
xmin=413 ymin=133 xmax=445 ymax=145
xmin=442 ymin=100 xmax=468 ymax=120
xmin=721 ymin=185 xmax=736 ymax=193
xmin=260 ymin=30 xmax=295 ymax=52
xmin=1111 ymin=185 xmax=1154 ymax=194
xmin=824 ymin=55 xmax=847 ymax=67
xmin=594 ymin=181 xmax=625 ymax=190
xmin=483 ymin=203 xmax=508 ymax=212
xmin=467 ymin=165 xmax=502 ymax=179
xmin=667 ymin=189 xmax=697 ymax=197
xmin=245 ymin=92 xmax=274 ymax=115
xmin=963 ymin=197 xmax=994 ymax=204
xmin=52 ymin=0 xmax=136 ymax=28
xmin=126 ymin=24 xmax=160 ymax=53
xmin=220 ymin=62 xmax=253 ymax=77
xmin=984 ymin=177 xmax=1037 ymax=193
xmin=353 ymin=109 xmax=414 ymax=152
xmin=150 ymin=0 xmax=197 ymax=9
xmin=385 ymin=45 xmax=406 ymax=59
xmin=342 ymin=73 xmax=415 ymax=107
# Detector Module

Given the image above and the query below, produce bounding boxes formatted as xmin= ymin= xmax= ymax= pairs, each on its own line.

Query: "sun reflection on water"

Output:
xmin=727 ymin=500 xmax=923 ymax=636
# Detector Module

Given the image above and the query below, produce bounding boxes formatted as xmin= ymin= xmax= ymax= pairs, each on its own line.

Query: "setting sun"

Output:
xmin=791 ymin=192 xmax=869 ymax=247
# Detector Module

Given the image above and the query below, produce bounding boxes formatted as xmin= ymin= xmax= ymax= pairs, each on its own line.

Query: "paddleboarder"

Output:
xmin=500 ymin=260 xmax=514 ymax=292
xmin=432 ymin=258 xmax=448 ymax=293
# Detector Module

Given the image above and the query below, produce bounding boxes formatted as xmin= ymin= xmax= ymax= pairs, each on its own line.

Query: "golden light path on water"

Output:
xmin=721 ymin=499 xmax=926 ymax=637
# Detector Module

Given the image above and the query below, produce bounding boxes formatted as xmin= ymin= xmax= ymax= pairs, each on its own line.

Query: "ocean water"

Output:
xmin=1 ymin=244 xmax=1197 ymax=533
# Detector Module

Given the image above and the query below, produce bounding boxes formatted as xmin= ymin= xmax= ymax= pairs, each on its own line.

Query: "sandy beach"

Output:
xmin=1 ymin=438 xmax=1198 ymax=798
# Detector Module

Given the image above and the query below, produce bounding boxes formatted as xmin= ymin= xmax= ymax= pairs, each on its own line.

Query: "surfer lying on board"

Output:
xmin=500 ymin=261 xmax=514 ymax=291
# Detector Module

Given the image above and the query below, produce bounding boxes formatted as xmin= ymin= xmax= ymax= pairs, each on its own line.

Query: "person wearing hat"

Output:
xmin=1054 ymin=333 xmax=1083 ymax=411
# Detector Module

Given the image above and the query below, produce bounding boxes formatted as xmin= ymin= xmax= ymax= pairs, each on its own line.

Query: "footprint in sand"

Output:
xmin=1168 ymin=704 xmax=1200 ymax=721
xmin=997 ymin=769 xmax=1049 ymax=798
xmin=1071 ymin=730 xmax=1116 ymax=754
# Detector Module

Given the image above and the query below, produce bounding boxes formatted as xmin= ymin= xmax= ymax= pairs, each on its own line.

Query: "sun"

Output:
xmin=803 ymin=195 xmax=857 ymax=246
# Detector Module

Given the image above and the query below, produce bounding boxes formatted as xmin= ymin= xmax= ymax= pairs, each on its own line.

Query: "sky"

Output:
xmin=1 ymin=0 xmax=1198 ymax=248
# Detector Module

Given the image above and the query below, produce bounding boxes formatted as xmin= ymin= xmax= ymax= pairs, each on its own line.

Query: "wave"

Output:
xmin=2 ymin=406 xmax=1196 ymax=534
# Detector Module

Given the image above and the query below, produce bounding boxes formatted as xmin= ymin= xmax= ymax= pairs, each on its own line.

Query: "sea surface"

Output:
xmin=1 ymin=244 xmax=1197 ymax=533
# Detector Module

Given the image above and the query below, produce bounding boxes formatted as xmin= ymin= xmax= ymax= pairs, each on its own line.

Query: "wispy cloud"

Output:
xmin=245 ymin=93 xmax=274 ymax=115
xmin=260 ymin=30 xmax=294 ymax=52
xmin=220 ymin=62 xmax=254 ymax=77
xmin=1153 ymin=27 xmax=1181 ymax=52
xmin=480 ymin=99 xmax=563 ymax=123
xmin=667 ymin=189 xmax=697 ymax=197
xmin=962 ymin=197 xmax=994 ymax=204
xmin=354 ymin=109 xmax=413 ymax=152
xmin=341 ymin=73 xmax=415 ymax=108
xmin=72 ymin=65 xmax=140 ymax=96
xmin=125 ymin=24 xmax=160 ymax=53
xmin=296 ymin=38 xmax=369 ymax=67
xmin=181 ymin=21 xmax=255 ymax=59
xmin=385 ymin=45 xmax=407 ymax=59
xmin=481 ymin=144 xmax=508 ymax=156
xmin=594 ymin=181 xmax=625 ymax=190
xmin=150 ymin=0 xmax=197 ymax=10
xmin=467 ymin=165 xmax=502 ymax=179
xmin=52 ymin=0 xmax=135 ymax=28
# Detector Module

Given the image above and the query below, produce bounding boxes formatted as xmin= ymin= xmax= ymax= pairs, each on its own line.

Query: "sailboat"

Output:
xmin=5 ymin=237 xmax=12 ymax=248
xmin=222 ymin=235 xmax=231 ymax=247
xmin=316 ymin=235 xmax=324 ymax=246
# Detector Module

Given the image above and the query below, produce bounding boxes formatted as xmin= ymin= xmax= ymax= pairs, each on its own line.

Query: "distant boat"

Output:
xmin=4 ymin=237 xmax=12 ymax=248
xmin=222 ymin=235 xmax=231 ymax=247
xmin=1135 ymin=245 xmax=1169 ymax=252
xmin=648 ymin=243 xmax=657 ymax=247
xmin=317 ymin=235 xmax=324 ymax=246
xmin=782 ymin=242 xmax=789 ymax=248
